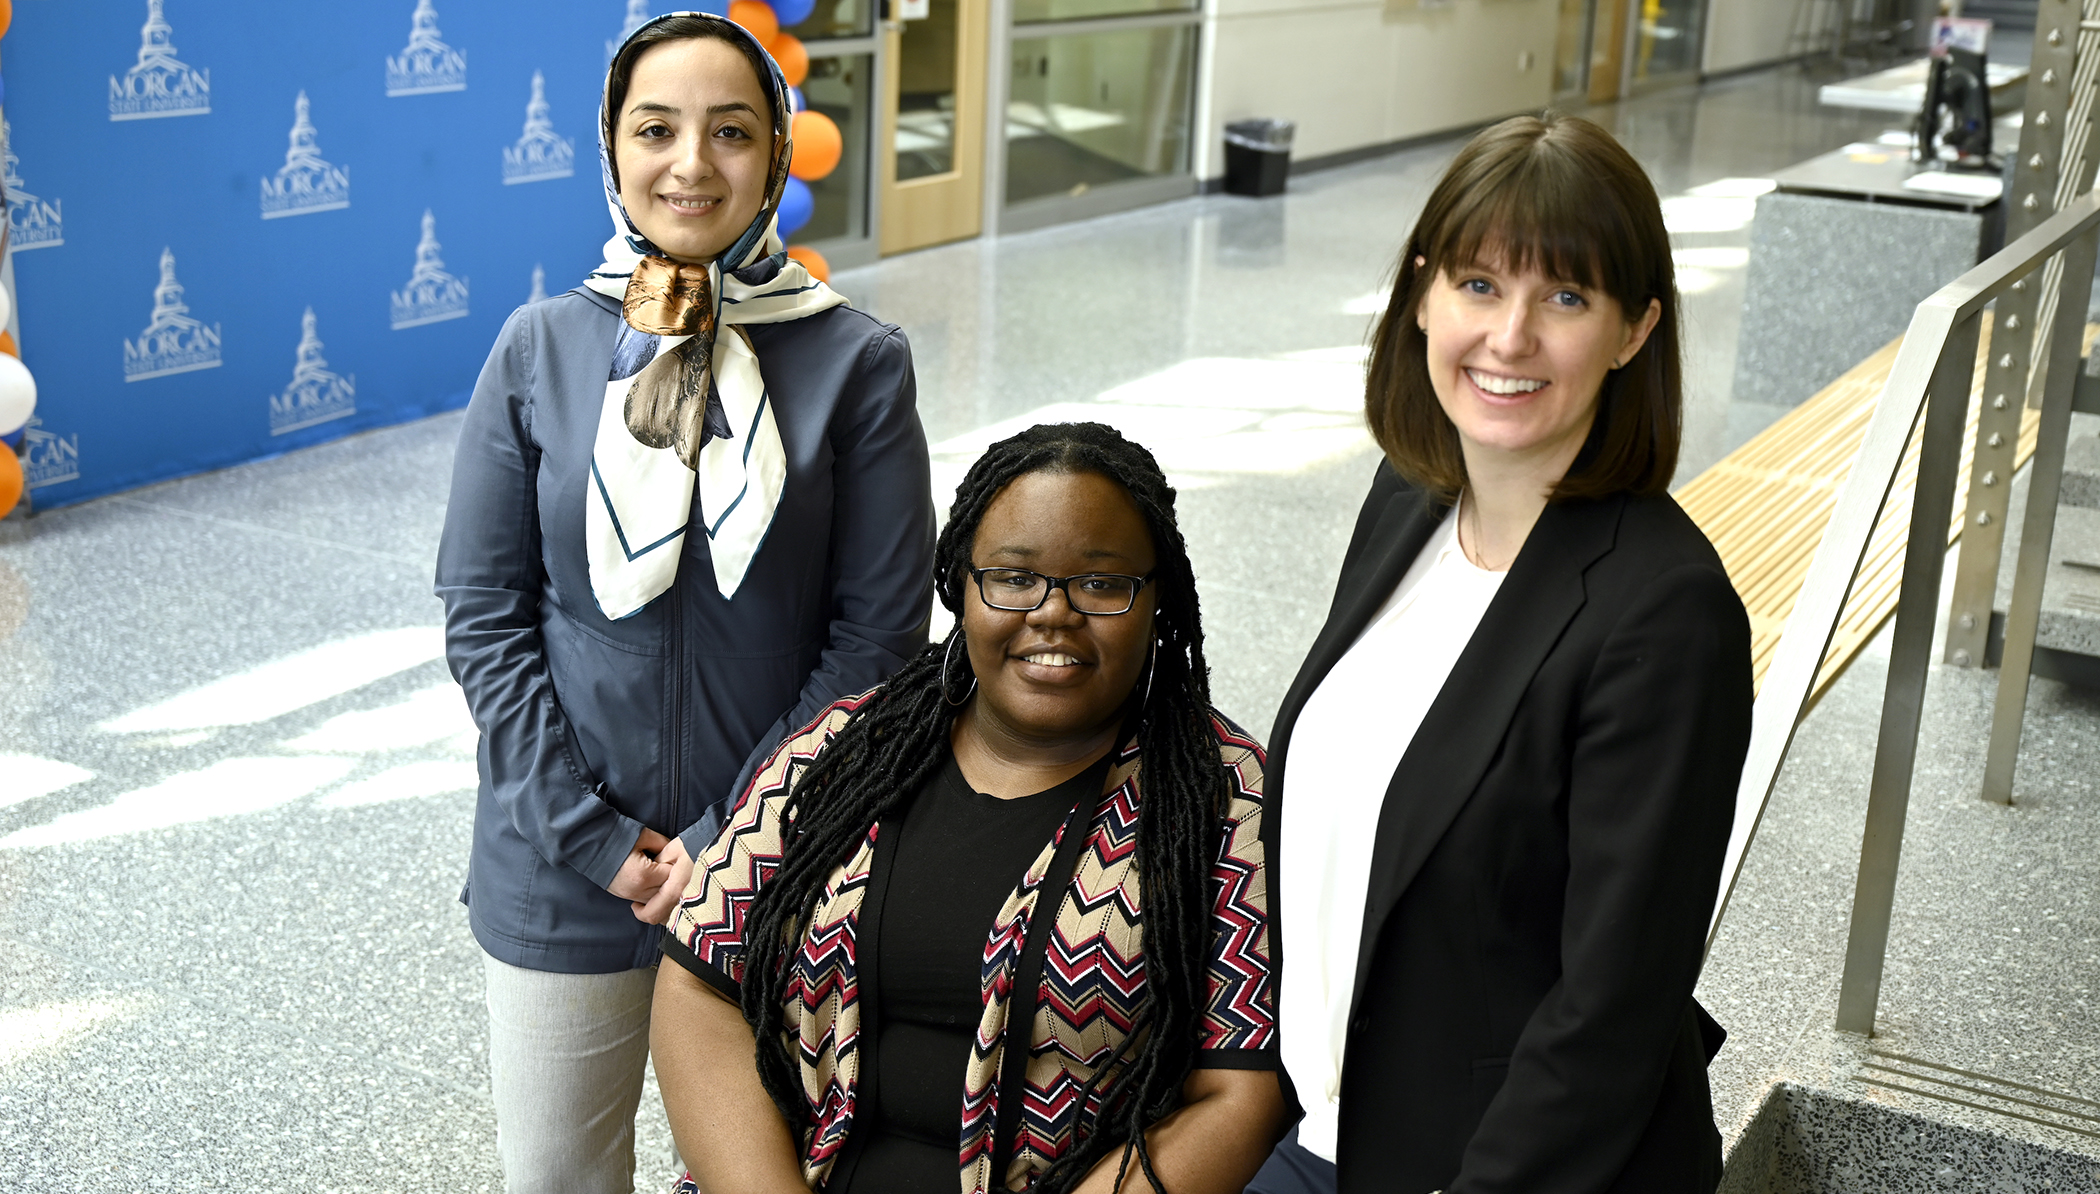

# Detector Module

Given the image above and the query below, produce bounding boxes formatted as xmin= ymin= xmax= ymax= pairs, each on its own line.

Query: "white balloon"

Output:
xmin=0 ymin=285 xmax=11 ymax=332
xmin=0 ymin=353 xmax=36 ymax=437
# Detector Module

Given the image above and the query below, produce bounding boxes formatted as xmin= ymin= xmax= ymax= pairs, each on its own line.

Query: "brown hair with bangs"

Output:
xmin=1365 ymin=111 xmax=1681 ymax=502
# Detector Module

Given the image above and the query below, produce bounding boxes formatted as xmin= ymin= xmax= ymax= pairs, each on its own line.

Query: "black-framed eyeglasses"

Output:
xmin=967 ymin=567 xmax=1154 ymax=616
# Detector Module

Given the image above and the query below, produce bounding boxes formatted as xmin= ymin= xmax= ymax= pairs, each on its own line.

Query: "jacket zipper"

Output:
xmin=667 ymin=567 xmax=685 ymax=842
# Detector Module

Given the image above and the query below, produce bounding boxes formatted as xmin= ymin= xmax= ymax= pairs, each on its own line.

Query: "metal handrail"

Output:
xmin=1704 ymin=187 xmax=2100 ymax=1037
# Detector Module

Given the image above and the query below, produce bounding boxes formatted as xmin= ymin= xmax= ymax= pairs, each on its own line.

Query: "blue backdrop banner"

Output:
xmin=3 ymin=0 xmax=724 ymax=508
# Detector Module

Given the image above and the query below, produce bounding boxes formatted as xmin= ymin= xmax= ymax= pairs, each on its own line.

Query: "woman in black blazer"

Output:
xmin=1250 ymin=113 xmax=1753 ymax=1194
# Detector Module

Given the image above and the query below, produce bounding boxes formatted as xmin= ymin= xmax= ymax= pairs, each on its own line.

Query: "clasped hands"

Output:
xmin=610 ymin=826 xmax=696 ymax=926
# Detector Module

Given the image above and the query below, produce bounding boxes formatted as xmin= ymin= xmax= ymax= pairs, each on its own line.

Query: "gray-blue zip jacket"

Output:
xmin=436 ymin=285 xmax=935 ymax=974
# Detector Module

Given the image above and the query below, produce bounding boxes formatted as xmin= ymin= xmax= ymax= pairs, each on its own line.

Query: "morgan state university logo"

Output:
xmin=109 ymin=0 xmax=211 ymax=121
xmin=391 ymin=210 xmax=471 ymax=329
xmin=608 ymin=0 xmax=651 ymax=64
xmin=269 ymin=309 xmax=357 ymax=435
xmin=503 ymin=72 xmax=576 ymax=184
xmin=261 ymin=92 xmax=351 ymax=219
xmin=23 ymin=418 xmax=81 ymax=490
xmin=124 ymin=249 xmax=223 ymax=381
xmin=387 ymin=0 xmax=468 ymax=96
xmin=3 ymin=122 xmax=63 ymax=251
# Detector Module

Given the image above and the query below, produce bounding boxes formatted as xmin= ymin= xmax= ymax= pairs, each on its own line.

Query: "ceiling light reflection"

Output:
xmin=1341 ymin=290 xmax=1390 ymax=316
xmin=1674 ymin=246 xmax=1751 ymax=270
xmin=1097 ymin=357 xmax=1365 ymax=413
xmin=1661 ymin=195 xmax=1757 ymax=234
xmin=928 ymin=356 xmax=1374 ymax=516
xmin=1677 ymin=267 xmax=1723 ymax=295
xmin=1686 ymin=177 xmax=1777 ymax=199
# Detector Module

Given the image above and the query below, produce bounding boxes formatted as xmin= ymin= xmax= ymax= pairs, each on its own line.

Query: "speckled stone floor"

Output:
xmin=3 ymin=62 xmax=2072 ymax=1193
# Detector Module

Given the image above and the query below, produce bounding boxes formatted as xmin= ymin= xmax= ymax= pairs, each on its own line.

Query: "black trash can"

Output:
xmin=1223 ymin=118 xmax=1294 ymax=197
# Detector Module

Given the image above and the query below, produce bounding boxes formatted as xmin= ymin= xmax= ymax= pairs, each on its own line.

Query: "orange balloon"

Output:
xmin=768 ymin=33 xmax=809 ymax=88
xmin=729 ymin=0 xmax=778 ymax=46
xmin=0 ymin=332 xmax=15 ymax=357
xmin=785 ymin=245 xmax=830 ymax=284
xmin=789 ymin=110 xmax=842 ymax=181
xmin=0 ymin=0 xmax=12 ymax=40
xmin=0 ymin=445 xmax=20 ymax=521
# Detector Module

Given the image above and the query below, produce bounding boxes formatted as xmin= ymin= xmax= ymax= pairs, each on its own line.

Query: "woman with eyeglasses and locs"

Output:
xmin=651 ymin=422 xmax=1288 ymax=1194
xmin=1249 ymin=114 xmax=1753 ymax=1194
xmin=436 ymin=12 xmax=933 ymax=1191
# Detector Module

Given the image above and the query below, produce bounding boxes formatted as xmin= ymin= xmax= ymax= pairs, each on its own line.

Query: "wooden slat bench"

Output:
xmin=1676 ymin=314 xmax=2095 ymax=704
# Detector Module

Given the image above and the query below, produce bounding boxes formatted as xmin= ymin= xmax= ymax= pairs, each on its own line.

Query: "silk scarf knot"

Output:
xmin=618 ymin=256 xmax=733 ymax=472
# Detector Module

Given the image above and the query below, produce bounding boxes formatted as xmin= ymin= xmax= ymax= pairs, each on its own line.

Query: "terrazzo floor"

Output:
xmin=5 ymin=62 xmax=2087 ymax=1192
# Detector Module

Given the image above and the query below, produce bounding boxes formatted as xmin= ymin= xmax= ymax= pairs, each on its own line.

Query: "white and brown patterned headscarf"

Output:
xmin=582 ymin=11 xmax=842 ymax=619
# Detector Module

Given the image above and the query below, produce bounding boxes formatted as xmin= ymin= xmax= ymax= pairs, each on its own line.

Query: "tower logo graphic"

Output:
xmin=528 ymin=264 xmax=549 ymax=304
xmin=268 ymin=309 xmax=357 ymax=435
xmin=608 ymin=0 xmax=652 ymax=64
xmin=3 ymin=122 xmax=63 ymax=251
xmin=23 ymin=418 xmax=81 ymax=489
xmin=260 ymin=92 xmax=350 ymax=219
xmin=503 ymin=72 xmax=575 ymax=184
xmin=390 ymin=210 xmax=471 ymax=329
xmin=109 ymin=0 xmax=211 ymax=121
xmin=386 ymin=0 xmax=467 ymax=96
xmin=124 ymin=248 xmax=223 ymax=381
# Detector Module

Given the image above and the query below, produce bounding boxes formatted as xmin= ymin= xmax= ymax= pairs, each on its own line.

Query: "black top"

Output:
xmin=1266 ymin=462 xmax=1752 ymax=1194
xmin=835 ymin=755 xmax=1100 ymax=1194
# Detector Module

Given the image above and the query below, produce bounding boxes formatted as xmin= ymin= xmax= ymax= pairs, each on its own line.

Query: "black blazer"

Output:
xmin=1267 ymin=463 xmax=1753 ymax=1194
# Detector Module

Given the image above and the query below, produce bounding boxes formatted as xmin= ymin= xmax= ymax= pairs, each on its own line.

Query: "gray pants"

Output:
xmin=482 ymin=952 xmax=665 ymax=1194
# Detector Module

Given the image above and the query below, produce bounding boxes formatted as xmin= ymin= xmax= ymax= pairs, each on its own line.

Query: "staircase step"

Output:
xmin=2063 ymin=432 xmax=2100 ymax=510
xmin=2038 ymin=505 xmax=2100 ymax=660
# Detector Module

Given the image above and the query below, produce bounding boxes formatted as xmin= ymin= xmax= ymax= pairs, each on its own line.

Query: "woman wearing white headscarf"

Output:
xmin=435 ymin=14 xmax=935 ymax=1192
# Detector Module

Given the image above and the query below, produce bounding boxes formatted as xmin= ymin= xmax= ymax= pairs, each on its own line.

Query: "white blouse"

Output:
xmin=1278 ymin=502 xmax=1506 ymax=1163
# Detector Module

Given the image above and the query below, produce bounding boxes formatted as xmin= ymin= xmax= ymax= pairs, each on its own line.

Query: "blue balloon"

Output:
xmin=777 ymin=177 xmax=814 ymax=237
xmin=768 ymin=0 xmax=818 ymax=28
xmin=787 ymin=85 xmax=805 ymax=114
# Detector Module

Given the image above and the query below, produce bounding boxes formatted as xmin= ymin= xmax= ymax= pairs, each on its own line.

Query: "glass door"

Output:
xmin=1628 ymin=0 xmax=1706 ymax=92
xmin=1554 ymin=0 xmax=1596 ymax=100
xmin=880 ymin=0 xmax=990 ymax=253
xmin=1588 ymin=0 xmax=1630 ymax=103
xmin=999 ymin=1 xmax=1199 ymax=231
xmin=780 ymin=0 xmax=880 ymax=269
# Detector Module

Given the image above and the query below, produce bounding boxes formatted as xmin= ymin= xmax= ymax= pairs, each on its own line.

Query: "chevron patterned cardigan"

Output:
xmin=664 ymin=689 xmax=1275 ymax=1194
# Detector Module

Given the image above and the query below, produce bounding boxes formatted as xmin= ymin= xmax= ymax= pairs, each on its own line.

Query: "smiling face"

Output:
xmin=1417 ymin=254 xmax=1661 ymax=478
xmin=613 ymin=37 xmax=774 ymax=265
xmin=961 ymin=470 xmax=1159 ymax=750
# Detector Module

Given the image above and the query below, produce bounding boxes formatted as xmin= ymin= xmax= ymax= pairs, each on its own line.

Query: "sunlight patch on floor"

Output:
xmin=0 ymin=756 xmax=358 ymax=848
xmin=99 ymin=627 xmax=447 ymax=735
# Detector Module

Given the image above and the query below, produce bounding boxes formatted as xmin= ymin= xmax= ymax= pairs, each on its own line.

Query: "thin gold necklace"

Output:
xmin=1458 ymin=490 xmax=1510 ymax=572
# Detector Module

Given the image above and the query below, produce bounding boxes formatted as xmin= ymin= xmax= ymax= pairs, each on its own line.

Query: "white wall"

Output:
xmin=1195 ymin=0 xmax=1561 ymax=179
xmin=1700 ymin=0 xmax=1795 ymax=75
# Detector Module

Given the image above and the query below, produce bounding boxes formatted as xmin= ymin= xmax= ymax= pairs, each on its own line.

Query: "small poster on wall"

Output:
xmin=1930 ymin=16 xmax=1991 ymax=56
